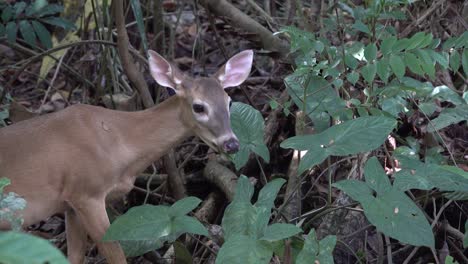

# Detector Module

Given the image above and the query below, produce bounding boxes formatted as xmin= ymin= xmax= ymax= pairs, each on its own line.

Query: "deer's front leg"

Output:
xmin=65 ymin=208 xmax=88 ymax=264
xmin=70 ymin=198 xmax=127 ymax=264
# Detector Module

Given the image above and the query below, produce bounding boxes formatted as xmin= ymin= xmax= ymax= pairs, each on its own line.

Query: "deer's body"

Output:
xmin=0 ymin=50 xmax=253 ymax=264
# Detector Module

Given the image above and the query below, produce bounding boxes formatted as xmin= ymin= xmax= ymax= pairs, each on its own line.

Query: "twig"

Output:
xmin=39 ymin=51 xmax=67 ymax=109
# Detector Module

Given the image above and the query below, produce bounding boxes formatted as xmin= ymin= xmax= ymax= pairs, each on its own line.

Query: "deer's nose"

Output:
xmin=223 ymin=138 xmax=239 ymax=154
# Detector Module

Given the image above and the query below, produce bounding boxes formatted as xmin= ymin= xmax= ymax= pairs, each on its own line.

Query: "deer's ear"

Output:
xmin=216 ymin=50 xmax=253 ymax=89
xmin=148 ymin=50 xmax=184 ymax=92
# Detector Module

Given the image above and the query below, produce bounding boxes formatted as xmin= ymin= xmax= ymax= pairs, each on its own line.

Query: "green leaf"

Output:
xmin=281 ymin=116 xmax=397 ymax=173
xmin=338 ymin=158 xmax=435 ymax=248
xmin=0 ymin=232 xmax=68 ymax=264
xmin=427 ymin=105 xmax=468 ymax=132
xmin=430 ymin=85 xmax=465 ymax=105
xmin=25 ymin=0 xmax=48 ymax=16
xmin=449 ymin=50 xmax=461 ymax=72
xmin=376 ymin=58 xmax=390 ymax=83
xmin=103 ymin=203 xmax=208 ymax=256
xmin=296 ymin=230 xmax=336 ymax=264
xmin=35 ymin=4 xmax=64 ymax=17
xmin=13 ymin=2 xmax=27 ymax=16
xmin=393 ymin=156 xmax=468 ymax=192
xmin=0 ymin=177 xmax=10 ymax=193
xmin=230 ymin=102 xmax=269 ymax=170
xmin=403 ymin=52 xmax=424 ymax=75
xmin=361 ymin=62 xmax=376 ymax=83
xmin=260 ymin=223 xmax=302 ymax=242
xmin=5 ymin=21 xmax=16 ymax=43
xmin=333 ymin=179 xmax=374 ymax=204
xmin=406 ymin=32 xmax=427 ymax=50
xmin=381 ymin=36 xmax=397 ymax=56
xmin=414 ymin=49 xmax=435 ymax=79
xmin=364 ymin=157 xmax=391 ymax=194
xmin=364 ymin=188 xmax=434 ymax=247
xmin=19 ymin=20 xmax=36 ymax=48
xmin=389 ymin=55 xmax=405 ymax=79
xmin=1 ymin=5 xmax=13 ymax=23
xmin=216 ymin=235 xmax=273 ymax=264
xmin=393 ymin=38 xmax=410 ymax=53
xmin=40 ymin=17 xmax=76 ymax=30
xmin=347 ymin=71 xmax=359 ymax=85
xmin=352 ymin=20 xmax=370 ymax=35
xmin=462 ymin=49 xmax=468 ymax=77
xmin=345 ymin=54 xmax=358 ymax=69
xmin=31 ymin=20 xmax=52 ymax=49
xmin=169 ymin=196 xmax=202 ymax=216
xmin=428 ymin=50 xmax=449 ymax=69
xmin=364 ymin=43 xmax=377 ymax=62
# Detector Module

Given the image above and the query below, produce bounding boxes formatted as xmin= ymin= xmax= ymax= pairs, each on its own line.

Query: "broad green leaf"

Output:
xmin=381 ymin=96 xmax=407 ymax=117
xmin=1 ymin=5 xmax=13 ymax=23
xmin=428 ymin=50 xmax=449 ymax=69
xmin=5 ymin=21 xmax=16 ymax=43
xmin=418 ymin=102 xmax=437 ymax=116
xmin=25 ymin=0 xmax=48 ymax=16
xmin=345 ymin=54 xmax=358 ymax=69
xmin=13 ymin=2 xmax=27 ymax=16
xmin=347 ymin=71 xmax=359 ymax=85
xmin=285 ymin=74 xmax=345 ymax=133
xmin=281 ymin=116 xmax=396 ymax=173
xmin=19 ymin=20 xmax=36 ymax=48
xmin=40 ymin=17 xmax=76 ymax=30
xmin=169 ymin=196 xmax=202 ymax=216
xmin=0 ymin=183 xmax=27 ymax=231
xmin=216 ymin=235 xmax=273 ymax=264
xmin=255 ymin=178 xmax=286 ymax=211
xmin=393 ymin=38 xmax=410 ymax=53
xmin=35 ymin=4 xmax=64 ymax=17
xmin=361 ymin=62 xmax=376 ymax=83
xmin=296 ymin=230 xmax=336 ymax=264
xmin=103 ymin=203 xmax=208 ymax=255
xmin=449 ymin=50 xmax=461 ymax=72
xmin=376 ymin=58 xmax=391 ymax=83
xmin=389 ymin=55 xmax=405 ymax=79
xmin=364 ymin=43 xmax=377 ymax=62
xmin=0 ymin=232 xmax=68 ymax=264
xmin=352 ymin=20 xmax=370 ymax=35
xmin=333 ymin=179 xmax=374 ymax=204
xmin=364 ymin=157 xmax=391 ymax=194
xmin=31 ymin=20 xmax=52 ymax=49
xmin=381 ymin=36 xmax=397 ymax=56
xmin=414 ymin=49 xmax=435 ymax=79
xmin=427 ymin=104 xmax=468 ymax=132
xmin=364 ymin=188 xmax=434 ymax=247
xmin=430 ymin=85 xmax=465 ymax=105
xmin=393 ymin=156 xmax=468 ymax=192
xmin=403 ymin=52 xmax=424 ymax=75
xmin=260 ymin=223 xmax=302 ymax=242
xmin=462 ymin=49 xmax=468 ymax=77
xmin=406 ymin=32 xmax=427 ymax=50
xmin=230 ymin=102 xmax=269 ymax=170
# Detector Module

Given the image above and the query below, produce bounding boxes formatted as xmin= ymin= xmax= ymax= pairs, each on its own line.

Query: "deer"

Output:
xmin=0 ymin=49 xmax=254 ymax=264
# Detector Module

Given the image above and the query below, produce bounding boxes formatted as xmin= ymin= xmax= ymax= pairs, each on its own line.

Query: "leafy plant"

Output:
xmin=0 ymin=178 xmax=26 ymax=231
xmin=0 ymin=231 xmax=68 ymax=263
xmin=103 ymin=197 xmax=208 ymax=257
xmin=0 ymin=0 xmax=75 ymax=49
xmin=230 ymin=102 xmax=270 ymax=170
xmin=334 ymin=158 xmax=434 ymax=247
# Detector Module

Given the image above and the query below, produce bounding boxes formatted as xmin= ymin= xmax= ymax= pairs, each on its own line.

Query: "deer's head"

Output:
xmin=148 ymin=50 xmax=253 ymax=154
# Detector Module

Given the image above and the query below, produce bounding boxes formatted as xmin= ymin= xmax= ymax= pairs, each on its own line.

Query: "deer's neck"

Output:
xmin=122 ymin=96 xmax=193 ymax=177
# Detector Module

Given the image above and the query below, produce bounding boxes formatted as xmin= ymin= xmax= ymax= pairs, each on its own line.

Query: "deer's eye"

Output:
xmin=193 ymin=104 xmax=205 ymax=113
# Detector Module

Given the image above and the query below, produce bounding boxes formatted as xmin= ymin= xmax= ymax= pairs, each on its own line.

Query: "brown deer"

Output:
xmin=0 ymin=49 xmax=253 ymax=263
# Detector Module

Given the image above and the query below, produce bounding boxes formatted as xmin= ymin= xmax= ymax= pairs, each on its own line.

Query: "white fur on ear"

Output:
xmin=217 ymin=50 xmax=253 ymax=88
xmin=148 ymin=50 xmax=183 ymax=90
